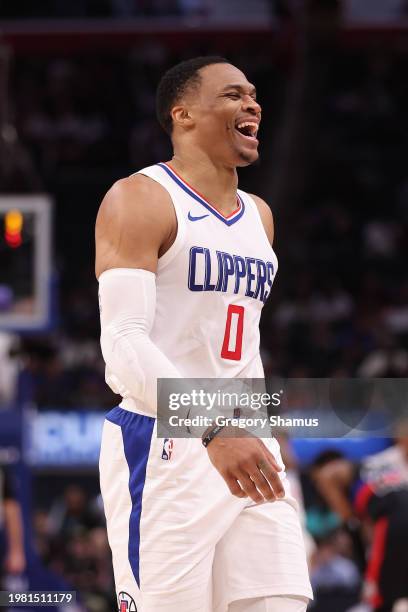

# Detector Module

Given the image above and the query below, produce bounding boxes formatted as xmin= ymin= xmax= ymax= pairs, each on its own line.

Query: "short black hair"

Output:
xmin=312 ymin=449 xmax=346 ymax=470
xmin=156 ymin=56 xmax=229 ymax=136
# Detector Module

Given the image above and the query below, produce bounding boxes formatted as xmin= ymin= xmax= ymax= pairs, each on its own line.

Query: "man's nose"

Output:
xmin=242 ymin=96 xmax=261 ymax=115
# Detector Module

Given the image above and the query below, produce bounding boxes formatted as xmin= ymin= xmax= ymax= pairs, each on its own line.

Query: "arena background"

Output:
xmin=0 ymin=1 xmax=407 ymax=611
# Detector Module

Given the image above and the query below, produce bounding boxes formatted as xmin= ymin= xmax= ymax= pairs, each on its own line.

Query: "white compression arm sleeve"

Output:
xmin=98 ymin=268 xmax=182 ymax=417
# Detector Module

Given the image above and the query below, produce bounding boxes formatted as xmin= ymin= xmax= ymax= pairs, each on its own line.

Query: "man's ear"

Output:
xmin=171 ymin=105 xmax=195 ymax=130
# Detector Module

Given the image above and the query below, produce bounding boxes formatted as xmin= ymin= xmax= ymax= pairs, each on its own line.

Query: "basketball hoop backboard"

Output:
xmin=0 ymin=195 xmax=52 ymax=331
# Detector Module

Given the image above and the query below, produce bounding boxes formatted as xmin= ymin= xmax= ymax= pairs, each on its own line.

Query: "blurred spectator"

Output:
xmin=312 ymin=438 xmax=408 ymax=612
xmin=48 ymin=485 xmax=102 ymax=539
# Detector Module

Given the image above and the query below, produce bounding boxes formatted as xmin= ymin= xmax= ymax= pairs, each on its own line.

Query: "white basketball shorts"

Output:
xmin=99 ymin=407 xmax=313 ymax=612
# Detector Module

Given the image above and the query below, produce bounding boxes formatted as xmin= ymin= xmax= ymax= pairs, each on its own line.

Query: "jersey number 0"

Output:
xmin=221 ymin=305 xmax=245 ymax=361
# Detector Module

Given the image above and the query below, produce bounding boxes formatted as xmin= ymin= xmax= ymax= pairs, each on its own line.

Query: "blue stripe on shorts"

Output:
xmin=106 ymin=407 xmax=155 ymax=587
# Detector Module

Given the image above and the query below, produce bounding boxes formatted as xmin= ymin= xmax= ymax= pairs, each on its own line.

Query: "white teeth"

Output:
xmin=236 ymin=122 xmax=258 ymax=136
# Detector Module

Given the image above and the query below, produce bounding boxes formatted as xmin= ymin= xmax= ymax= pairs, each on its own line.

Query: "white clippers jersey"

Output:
xmin=131 ymin=162 xmax=278 ymax=381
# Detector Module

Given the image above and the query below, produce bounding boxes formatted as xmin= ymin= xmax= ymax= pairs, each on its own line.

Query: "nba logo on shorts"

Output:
xmin=162 ymin=438 xmax=173 ymax=460
xmin=118 ymin=591 xmax=136 ymax=612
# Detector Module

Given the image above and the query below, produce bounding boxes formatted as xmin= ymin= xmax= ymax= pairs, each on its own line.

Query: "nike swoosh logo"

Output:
xmin=188 ymin=211 xmax=210 ymax=222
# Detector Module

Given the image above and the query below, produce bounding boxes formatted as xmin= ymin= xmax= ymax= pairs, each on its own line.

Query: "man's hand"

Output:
xmin=206 ymin=432 xmax=285 ymax=504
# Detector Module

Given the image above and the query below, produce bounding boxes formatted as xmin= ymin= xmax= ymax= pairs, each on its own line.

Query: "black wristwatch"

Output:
xmin=201 ymin=424 xmax=225 ymax=448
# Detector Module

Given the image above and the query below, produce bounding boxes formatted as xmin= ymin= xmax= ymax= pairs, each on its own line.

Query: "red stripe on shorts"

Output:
xmin=365 ymin=517 xmax=389 ymax=609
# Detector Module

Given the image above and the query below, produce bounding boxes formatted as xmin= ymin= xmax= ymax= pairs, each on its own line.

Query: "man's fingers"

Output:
xmin=237 ymin=472 xmax=264 ymax=504
xmin=261 ymin=447 xmax=282 ymax=472
xmin=207 ymin=437 xmax=285 ymax=502
xmin=224 ymin=473 xmax=247 ymax=498
xmin=249 ymin=469 xmax=276 ymax=502
xmin=258 ymin=459 xmax=285 ymax=498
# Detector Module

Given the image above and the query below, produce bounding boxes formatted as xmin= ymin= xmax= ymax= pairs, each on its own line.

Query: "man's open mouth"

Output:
xmin=234 ymin=121 xmax=259 ymax=141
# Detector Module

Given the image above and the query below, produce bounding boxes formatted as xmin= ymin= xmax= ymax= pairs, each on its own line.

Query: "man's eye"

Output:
xmin=226 ymin=93 xmax=240 ymax=99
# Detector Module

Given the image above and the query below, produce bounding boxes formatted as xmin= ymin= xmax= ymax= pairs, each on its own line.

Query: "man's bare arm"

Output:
xmin=313 ymin=459 xmax=355 ymax=521
xmin=95 ymin=173 xmax=182 ymax=410
xmin=95 ymin=173 xmax=176 ymax=278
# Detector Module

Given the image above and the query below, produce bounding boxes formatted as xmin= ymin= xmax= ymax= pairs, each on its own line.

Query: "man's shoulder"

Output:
xmin=98 ymin=171 xmax=172 ymax=222
xmin=247 ymin=192 xmax=273 ymax=215
xmin=95 ymin=168 xmax=176 ymax=278
xmin=109 ymin=171 xmax=167 ymax=205
xmin=364 ymin=445 xmax=406 ymax=472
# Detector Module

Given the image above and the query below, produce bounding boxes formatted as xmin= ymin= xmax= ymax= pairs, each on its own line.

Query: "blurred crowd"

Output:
xmin=261 ymin=45 xmax=408 ymax=379
xmin=2 ymin=41 xmax=281 ymax=408
xmin=2 ymin=39 xmax=407 ymax=407
xmin=33 ymin=484 xmax=115 ymax=611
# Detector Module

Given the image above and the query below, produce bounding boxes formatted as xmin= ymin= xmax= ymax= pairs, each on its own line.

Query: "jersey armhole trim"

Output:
xmin=239 ymin=190 xmax=279 ymax=272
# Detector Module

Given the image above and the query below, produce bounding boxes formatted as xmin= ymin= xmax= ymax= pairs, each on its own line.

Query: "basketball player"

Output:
xmin=96 ymin=57 xmax=312 ymax=612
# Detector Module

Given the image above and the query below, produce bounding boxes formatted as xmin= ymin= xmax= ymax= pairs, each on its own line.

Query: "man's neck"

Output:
xmin=169 ymin=150 xmax=239 ymax=215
